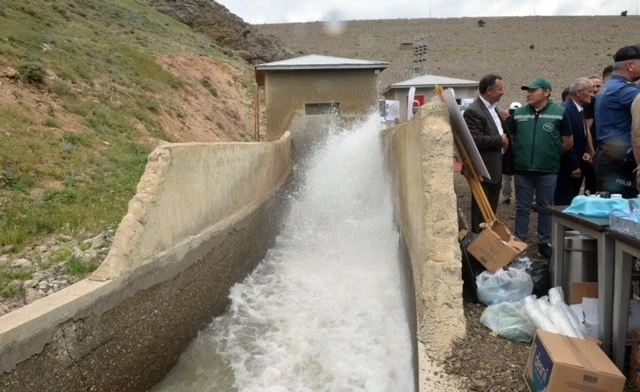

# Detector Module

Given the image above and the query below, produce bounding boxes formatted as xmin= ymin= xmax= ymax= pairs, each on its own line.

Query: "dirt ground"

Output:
xmin=452 ymin=171 xmax=639 ymax=391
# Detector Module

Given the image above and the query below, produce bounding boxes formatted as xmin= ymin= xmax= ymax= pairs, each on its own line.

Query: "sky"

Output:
xmin=215 ymin=0 xmax=639 ymax=24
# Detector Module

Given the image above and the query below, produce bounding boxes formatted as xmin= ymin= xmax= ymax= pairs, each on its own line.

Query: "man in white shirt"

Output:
xmin=463 ymin=74 xmax=509 ymax=233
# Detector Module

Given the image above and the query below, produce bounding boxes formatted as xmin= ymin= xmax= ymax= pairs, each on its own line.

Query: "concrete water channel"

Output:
xmin=0 ymin=103 xmax=465 ymax=391
xmin=154 ymin=114 xmax=415 ymax=391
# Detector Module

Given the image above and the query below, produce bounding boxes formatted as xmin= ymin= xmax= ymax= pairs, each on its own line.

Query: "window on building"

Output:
xmin=305 ymin=102 xmax=341 ymax=115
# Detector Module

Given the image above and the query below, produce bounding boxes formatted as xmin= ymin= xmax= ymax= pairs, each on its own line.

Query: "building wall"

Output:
xmin=385 ymin=86 xmax=478 ymax=121
xmin=263 ymin=69 xmax=380 ymax=140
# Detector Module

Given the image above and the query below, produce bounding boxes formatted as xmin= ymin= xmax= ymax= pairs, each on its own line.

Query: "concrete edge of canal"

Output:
xmin=1 ymin=102 xmax=466 ymax=391
xmin=0 ymin=133 xmax=293 ymax=391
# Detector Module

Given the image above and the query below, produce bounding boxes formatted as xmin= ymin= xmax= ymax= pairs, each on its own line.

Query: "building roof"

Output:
xmin=255 ymin=54 xmax=389 ymax=71
xmin=386 ymin=74 xmax=478 ymax=90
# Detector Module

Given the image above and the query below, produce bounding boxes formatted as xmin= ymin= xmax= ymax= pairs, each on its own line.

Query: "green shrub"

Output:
xmin=63 ymin=132 xmax=89 ymax=147
xmin=0 ymin=281 xmax=24 ymax=299
xmin=0 ymin=266 xmax=32 ymax=299
xmin=49 ymin=80 xmax=74 ymax=96
xmin=43 ymin=117 xmax=60 ymax=128
xmin=146 ymin=100 xmax=161 ymax=113
xmin=49 ymin=247 xmax=71 ymax=264
xmin=17 ymin=62 xmax=45 ymax=84
xmin=201 ymin=78 xmax=218 ymax=97
xmin=64 ymin=256 xmax=99 ymax=275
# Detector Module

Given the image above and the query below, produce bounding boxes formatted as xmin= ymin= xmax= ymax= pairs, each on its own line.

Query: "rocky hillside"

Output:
xmin=141 ymin=0 xmax=293 ymax=64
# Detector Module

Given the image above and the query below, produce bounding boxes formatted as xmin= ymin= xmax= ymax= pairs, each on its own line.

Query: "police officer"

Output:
xmin=594 ymin=44 xmax=640 ymax=198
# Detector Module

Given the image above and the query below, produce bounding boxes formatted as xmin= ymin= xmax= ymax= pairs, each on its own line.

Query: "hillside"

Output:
xmin=0 ymin=0 xmax=290 ymax=303
xmin=0 ymin=0 xmax=292 ymax=249
xmin=257 ymin=16 xmax=640 ymax=105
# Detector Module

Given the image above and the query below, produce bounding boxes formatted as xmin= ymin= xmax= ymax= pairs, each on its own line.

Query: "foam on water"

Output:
xmin=154 ymin=114 xmax=414 ymax=392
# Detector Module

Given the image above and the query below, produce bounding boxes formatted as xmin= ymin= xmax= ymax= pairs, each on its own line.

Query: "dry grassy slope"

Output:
xmin=257 ymin=16 xmax=640 ymax=106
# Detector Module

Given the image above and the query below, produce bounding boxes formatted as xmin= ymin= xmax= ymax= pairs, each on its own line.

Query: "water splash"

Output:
xmin=154 ymin=113 xmax=414 ymax=392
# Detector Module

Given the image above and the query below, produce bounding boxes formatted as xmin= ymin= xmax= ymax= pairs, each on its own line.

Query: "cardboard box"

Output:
xmin=524 ymin=330 xmax=626 ymax=392
xmin=467 ymin=220 xmax=527 ymax=272
xmin=569 ymin=282 xmax=598 ymax=305
xmin=570 ymin=284 xmax=640 ymax=342
xmin=569 ymin=282 xmax=600 ymax=339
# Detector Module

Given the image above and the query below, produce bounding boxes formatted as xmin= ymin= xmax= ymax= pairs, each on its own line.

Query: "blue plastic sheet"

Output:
xmin=562 ymin=195 xmax=638 ymax=218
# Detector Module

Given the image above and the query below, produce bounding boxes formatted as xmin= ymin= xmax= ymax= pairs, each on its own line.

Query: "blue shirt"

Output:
xmin=594 ymin=74 xmax=640 ymax=150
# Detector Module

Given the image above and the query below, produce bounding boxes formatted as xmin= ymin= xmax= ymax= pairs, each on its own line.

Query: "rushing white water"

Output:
xmin=154 ymin=114 xmax=414 ymax=392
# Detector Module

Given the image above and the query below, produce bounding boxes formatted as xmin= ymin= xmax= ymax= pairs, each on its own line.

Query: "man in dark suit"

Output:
xmin=554 ymin=77 xmax=594 ymax=205
xmin=463 ymin=74 xmax=509 ymax=233
xmin=581 ymin=75 xmax=601 ymax=195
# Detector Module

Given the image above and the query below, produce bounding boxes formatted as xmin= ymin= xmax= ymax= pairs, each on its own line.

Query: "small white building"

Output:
xmin=383 ymin=74 xmax=479 ymax=121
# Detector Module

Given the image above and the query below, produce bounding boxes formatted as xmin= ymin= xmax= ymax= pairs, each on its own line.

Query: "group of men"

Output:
xmin=464 ymin=43 xmax=640 ymax=259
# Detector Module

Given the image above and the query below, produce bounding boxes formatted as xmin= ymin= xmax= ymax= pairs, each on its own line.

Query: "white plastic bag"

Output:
xmin=523 ymin=295 xmax=559 ymax=334
xmin=480 ymin=301 xmax=536 ymax=342
xmin=546 ymin=303 xmax=583 ymax=339
xmin=547 ymin=287 xmax=584 ymax=338
xmin=476 ymin=267 xmax=534 ymax=306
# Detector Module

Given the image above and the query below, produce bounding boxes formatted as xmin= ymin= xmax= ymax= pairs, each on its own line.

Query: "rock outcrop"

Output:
xmin=141 ymin=0 xmax=294 ymax=64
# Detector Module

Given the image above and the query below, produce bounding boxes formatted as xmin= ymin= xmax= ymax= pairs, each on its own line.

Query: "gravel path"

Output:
xmin=453 ymin=170 xmax=638 ymax=391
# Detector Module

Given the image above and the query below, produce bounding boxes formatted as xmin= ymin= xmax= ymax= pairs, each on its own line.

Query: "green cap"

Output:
xmin=520 ymin=77 xmax=552 ymax=91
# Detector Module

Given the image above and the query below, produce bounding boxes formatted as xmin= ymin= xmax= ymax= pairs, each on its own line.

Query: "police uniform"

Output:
xmin=594 ymin=45 xmax=640 ymax=198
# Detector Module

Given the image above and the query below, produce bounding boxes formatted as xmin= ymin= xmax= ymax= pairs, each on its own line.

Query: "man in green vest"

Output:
xmin=508 ymin=77 xmax=573 ymax=259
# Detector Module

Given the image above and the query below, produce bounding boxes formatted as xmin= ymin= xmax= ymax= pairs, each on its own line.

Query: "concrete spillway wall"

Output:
xmin=0 ymin=102 xmax=466 ymax=391
xmin=381 ymin=102 xmax=466 ymax=391
xmin=0 ymin=135 xmax=292 ymax=391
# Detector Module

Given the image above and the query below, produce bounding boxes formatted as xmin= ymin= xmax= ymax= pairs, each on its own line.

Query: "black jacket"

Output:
xmin=463 ymin=98 xmax=508 ymax=184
